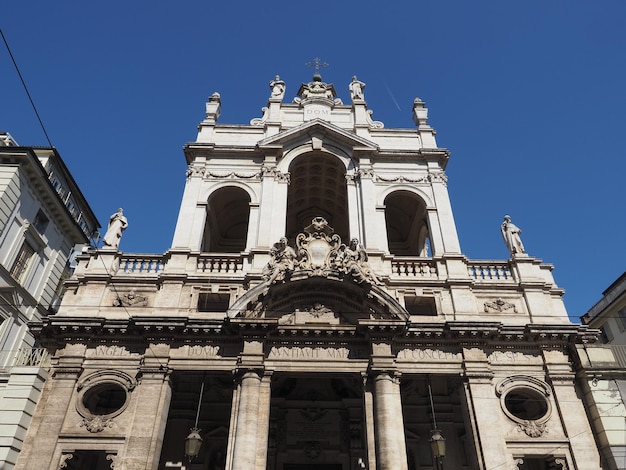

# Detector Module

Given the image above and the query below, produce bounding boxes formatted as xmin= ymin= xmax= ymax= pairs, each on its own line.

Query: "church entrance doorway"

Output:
xmin=267 ymin=375 xmax=365 ymax=470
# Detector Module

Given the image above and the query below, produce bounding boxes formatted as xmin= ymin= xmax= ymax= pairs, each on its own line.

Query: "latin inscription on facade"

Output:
xmin=397 ymin=348 xmax=461 ymax=362
xmin=91 ymin=345 xmax=130 ymax=357
xmin=488 ymin=351 xmax=537 ymax=364
xmin=170 ymin=345 xmax=221 ymax=359
xmin=268 ymin=346 xmax=366 ymax=360
xmin=304 ymin=105 xmax=331 ymax=121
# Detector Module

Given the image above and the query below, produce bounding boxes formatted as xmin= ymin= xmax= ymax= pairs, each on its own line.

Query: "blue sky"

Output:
xmin=2 ymin=1 xmax=625 ymax=321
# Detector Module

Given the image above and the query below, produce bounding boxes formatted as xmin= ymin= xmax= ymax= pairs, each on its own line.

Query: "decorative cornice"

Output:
xmin=32 ymin=317 xmax=596 ymax=349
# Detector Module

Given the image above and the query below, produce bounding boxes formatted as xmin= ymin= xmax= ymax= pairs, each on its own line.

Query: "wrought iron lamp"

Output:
xmin=185 ymin=381 xmax=205 ymax=461
xmin=428 ymin=378 xmax=446 ymax=467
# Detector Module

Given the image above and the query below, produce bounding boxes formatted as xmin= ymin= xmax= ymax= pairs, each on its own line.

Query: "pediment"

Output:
xmin=227 ymin=277 xmax=408 ymax=326
xmin=227 ymin=218 xmax=408 ymax=325
xmin=257 ymin=119 xmax=378 ymax=155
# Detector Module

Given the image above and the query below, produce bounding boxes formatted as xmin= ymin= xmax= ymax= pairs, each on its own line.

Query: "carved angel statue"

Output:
xmin=262 ymin=237 xmax=298 ymax=284
xmin=269 ymin=75 xmax=285 ymax=99
xmin=337 ymin=238 xmax=382 ymax=285
xmin=501 ymin=215 xmax=526 ymax=256
xmin=349 ymin=75 xmax=365 ymax=100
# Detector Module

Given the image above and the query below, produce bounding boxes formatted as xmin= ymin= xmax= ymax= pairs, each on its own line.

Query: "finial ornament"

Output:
xmin=305 ymin=57 xmax=329 ymax=80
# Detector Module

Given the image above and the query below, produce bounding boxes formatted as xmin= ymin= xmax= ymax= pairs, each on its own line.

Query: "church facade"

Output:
xmin=16 ymin=73 xmax=601 ymax=470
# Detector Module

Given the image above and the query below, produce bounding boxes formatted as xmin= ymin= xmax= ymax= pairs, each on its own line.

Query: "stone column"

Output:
xmin=372 ymin=372 xmax=408 ymax=470
xmin=120 ymin=364 xmax=172 ymax=470
xmin=230 ymin=370 xmax=263 ymax=469
xmin=255 ymin=373 xmax=272 ymax=468
xmin=462 ymin=347 xmax=508 ymax=470
xmin=544 ymin=350 xmax=602 ymax=470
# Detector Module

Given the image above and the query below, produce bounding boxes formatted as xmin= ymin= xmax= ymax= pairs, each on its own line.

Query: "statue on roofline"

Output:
xmin=501 ymin=215 xmax=526 ymax=256
xmin=349 ymin=75 xmax=365 ymax=101
xmin=102 ymin=208 xmax=128 ymax=249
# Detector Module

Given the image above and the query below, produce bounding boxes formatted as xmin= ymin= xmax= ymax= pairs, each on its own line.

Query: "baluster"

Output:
xmin=401 ymin=262 xmax=408 ymax=276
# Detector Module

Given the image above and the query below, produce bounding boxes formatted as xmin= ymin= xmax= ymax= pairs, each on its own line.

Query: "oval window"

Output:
xmin=82 ymin=383 xmax=127 ymax=416
xmin=504 ymin=388 xmax=549 ymax=421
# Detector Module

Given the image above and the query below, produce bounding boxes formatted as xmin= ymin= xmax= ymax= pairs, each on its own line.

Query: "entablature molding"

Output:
xmin=33 ymin=315 xmax=596 ymax=355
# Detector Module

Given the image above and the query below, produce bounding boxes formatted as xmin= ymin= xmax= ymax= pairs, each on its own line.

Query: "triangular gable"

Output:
xmin=257 ymin=119 xmax=378 ymax=153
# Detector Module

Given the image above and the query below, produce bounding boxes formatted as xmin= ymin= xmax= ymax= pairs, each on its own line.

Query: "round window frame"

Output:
xmin=496 ymin=375 xmax=552 ymax=426
xmin=76 ymin=370 xmax=136 ymax=420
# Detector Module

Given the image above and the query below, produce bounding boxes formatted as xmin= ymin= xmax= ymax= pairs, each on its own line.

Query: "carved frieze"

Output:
xmin=484 ymin=297 xmax=517 ymax=313
xmin=207 ymin=170 xmax=261 ymax=180
xmin=376 ymin=174 xmax=429 ymax=183
xmin=261 ymin=165 xmax=290 ymax=182
xmin=114 ymin=290 xmax=148 ymax=308
xmin=80 ymin=416 xmax=115 ymax=433
xmin=185 ymin=165 xmax=205 ymax=179
xmin=428 ymin=171 xmax=448 ymax=184
xmin=518 ymin=419 xmax=547 ymax=438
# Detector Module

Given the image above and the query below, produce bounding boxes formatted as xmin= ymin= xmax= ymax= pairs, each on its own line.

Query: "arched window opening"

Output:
xmin=286 ymin=153 xmax=348 ymax=241
xmin=384 ymin=191 xmax=430 ymax=256
xmin=202 ymin=187 xmax=250 ymax=253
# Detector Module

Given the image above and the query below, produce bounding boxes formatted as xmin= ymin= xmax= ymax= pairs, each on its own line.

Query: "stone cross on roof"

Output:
xmin=305 ymin=57 xmax=329 ymax=79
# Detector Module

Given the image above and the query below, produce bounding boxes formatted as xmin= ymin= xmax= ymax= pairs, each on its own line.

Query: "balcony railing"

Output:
xmin=0 ymin=348 xmax=51 ymax=368
xmin=391 ymin=258 xmax=437 ymax=278
xmin=109 ymin=253 xmax=519 ymax=284
xmin=119 ymin=255 xmax=164 ymax=275
xmin=467 ymin=262 xmax=513 ymax=281
xmin=197 ymin=254 xmax=244 ymax=274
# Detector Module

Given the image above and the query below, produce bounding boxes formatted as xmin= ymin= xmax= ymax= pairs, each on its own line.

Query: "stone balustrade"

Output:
xmin=104 ymin=253 xmax=526 ymax=288
xmin=390 ymin=258 xmax=437 ymax=278
xmin=118 ymin=255 xmax=164 ymax=275
xmin=196 ymin=254 xmax=244 ymax=274
xmin=467 ymin=261 xmax=513 ymax=281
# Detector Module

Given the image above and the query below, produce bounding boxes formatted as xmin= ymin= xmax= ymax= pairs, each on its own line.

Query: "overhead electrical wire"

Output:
xmin=1 ymin=28 xmax=53 ymax=147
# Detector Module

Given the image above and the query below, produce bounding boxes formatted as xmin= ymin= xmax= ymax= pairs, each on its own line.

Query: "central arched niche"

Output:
xmin=384 ymin=191 xmax=430 ymax=256
xmin=286 ymin=153 xmax=349 ymax=242
xmin=202 ymin=186 xmax=251 ymax=252
xmin=229 ymin=277 xmax=408 ymax=324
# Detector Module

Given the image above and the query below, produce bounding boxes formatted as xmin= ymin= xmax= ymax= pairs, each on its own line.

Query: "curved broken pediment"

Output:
xmin=227 ymin=274 xmax=407 ymax=325
xmin=239 ymin=218 xmax=404 ymax=325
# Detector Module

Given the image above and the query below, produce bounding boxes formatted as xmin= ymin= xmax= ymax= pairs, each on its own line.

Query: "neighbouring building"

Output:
xmin=575 ymin=272 xmax=626 ymax=469
xmin=0 ymin=131 xmax=99 ymax=469
xmin=16 ymin=73 xmax=603 ymax=470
